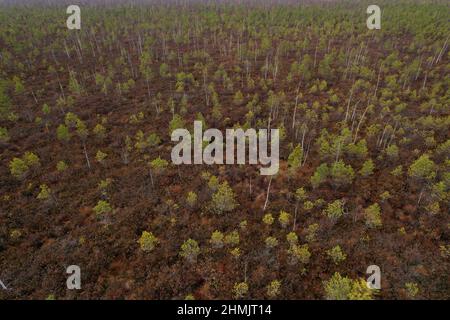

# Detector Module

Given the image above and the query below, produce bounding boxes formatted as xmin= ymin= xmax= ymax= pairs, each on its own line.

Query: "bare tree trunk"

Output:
xmin=263 ymin=176 xmax=273 ymax=211
xmin=82 ymin=141 xmax=91 ymax=170
xmin=149 ymin=169 xmax=154 ymax=188
xmin=422 ymin=72 xmax=428 ymax=90
xmin=31 ymin=90 xmax=38 ymax=104
xmin=376 ymin=123 xmax=389 ymax=147
xmin=292 ymin=85 xmax=301 ymax=130
xmin=415 ymin=56 xmax=422 ymax=81
xmin=302 ymin=139 xmax=311 ymax=166
xmin=353 ymin=101 xmax=371 ymax=144
xmin=335 ymin=140 xmax=342 ymax=163
xmin=63 ymin=39 xmax=71 ymax=59
xmin=417 ymin=187 xmax=425 ymax=205
xmin=301 ymin=125 xmax=306 ymax=152
xmin=293 ymin=200 xmax=298 ymax=231
xmin=313 ymin=43 xmax=318 ymax=68
xmin=344 ymin=82 xmax=354 ymax=122
xmin=374 ymin=65 xmax=382 ymax=97
xmin=435 ymin=36 xmax=448 ymax=64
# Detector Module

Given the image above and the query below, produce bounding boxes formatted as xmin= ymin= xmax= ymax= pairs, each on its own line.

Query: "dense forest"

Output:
xmin=0 ymin=0 xmax=449 ymax=299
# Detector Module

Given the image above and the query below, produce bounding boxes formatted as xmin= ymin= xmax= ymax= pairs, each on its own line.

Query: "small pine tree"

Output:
xmin=295 ymin=187 xmax=307 ymax=202
xmin=65 ymin=112 xmax=79 ymax=128
xmin=405 ymin=282 xmax=419 ymax=298
xmin=93 ymin=124 xmax=106 ymax=140
xmin=230 ymin=247 xmax=241 ymax=258
xmin=159 ymin=63 xmax=170 ymax=78
xmin=42 ymin=103 xmax=50 ymax=115
xmin=288 ymin=244 xmax=311 ymax=265
xmin=364 ymin=203 xmax=382 ymax=228
xmin=207 ymin=175 xmax=219 ymax=191
xmin=299 ymin=54 xmax=312 ymax=81
xmin=385 ymin=144 xmax=399 ymax=159
xmin=10 ymin=152 xmax=40 ymax=179
xmin=186 ymin=191 xmax=197 ymax=207
xmin=278 ymin=211 xmax=291 ymax=228
xmin=265 ymin=236 xmax=279 ymax=249
xmin=224 ymin=230 xmax=240 ymax=246
xmin=68 ymin=72 xmax=82 ymax=95
xmin=134 ymin=130 xmax=146 ymax=152
xmin=323 ymin=200 xmax=345 ymax=221
xmin=286 ymin=232 xmax=298 ymax=245
xmin=331 ymin=160 xmax=354 ymax=188
xmin=380 ymin=191 xmax=391 ymax=202
xmin=37 ymin=184 xmax=51 ymax=201
xmin=425 ymin=202 xmax=440 ymax=215
xmin=359 ymin=159 xmax=375 ymax=177
xmin=93 ymin=200 xmax=112 ymax=216
xmin=57 ymin=124 xmax=70 ymax=142
xmin=233 ymin=282 xmax=248 ymax=299
xmin=9 ymin=157 xmax=29 ymax=179
xmin=0 ymin=127 xmax=9 ymax=142
xmin=346 ymin=139 xmax=368 ymax=159
xmin=327 ymin=245 xmax=347 ymax=264
xmin=266 ymin=280 xmax=281 ymax=298
xmin=233 ymin=90 xmax=244 ymax=105
xmin=13 ymin=76 xmax=25 ymax=94
xmin=263 ymin=213 xmax=274 ymax=225
xmin=287 ymin=145 xmax=303 ymax=173
xmin=210 ymin=230 xmax=224 ymax=248
xmin=56 ymin=161 xmax=68 ymax=172
xmin=303 ymin=200 xmax=314 ymax=211
xmin=98 ymin=178 xmax=112 ymax=197
xmin=318 ymin=54 xmax=334 ymax=80
xmin=169 ymin=114 xmax=185 ymax=134
xmin=348 ymin=279 xmax=374 ymax=300
xmin=305 ymin=223 xmax=319 ymax=242
xmin=210 ymin=182 xmax=237 ymax=214
xmin=75 ymin=119 xmax=88 ymax=141
xmin=323 ymin=272 xmax=352 ymax=300
xmin=408 ymin=154 xmax=436 ymax=182
xmin=10 ymin=229 xmax=22 ymax=240
xmin=23 ymin=152 xmax=40 ymax=167
xmin=147 ymin=133 xmax=161 ymax=147
xmin=150 ymin=157 xmax=169 ymax=174
xmin=180 ymin=238 xmax=200 ymax=263
xmin=391 ymin=165 xmax=403 ymax=177
xmin=138 ymin=231 xmax=159 ymax=252
xmin=311 ymin=163 xmax=329 ymax=189
xmin=95 ymin=150 xmax=107 ymax=165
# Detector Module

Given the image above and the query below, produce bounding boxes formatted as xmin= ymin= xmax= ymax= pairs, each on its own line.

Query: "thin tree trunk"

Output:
xmin=293 ymin=201 xmax=298 ymax=231
xmin=263 ymin=176 xmax=273 ymax=211
xmin=149 ymin=169 xmax=155 ymax=188
xmin=344 ymin=83 xmax=354 ymax=122
xmin=82 ymin=141 xmax=91 ymax=170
